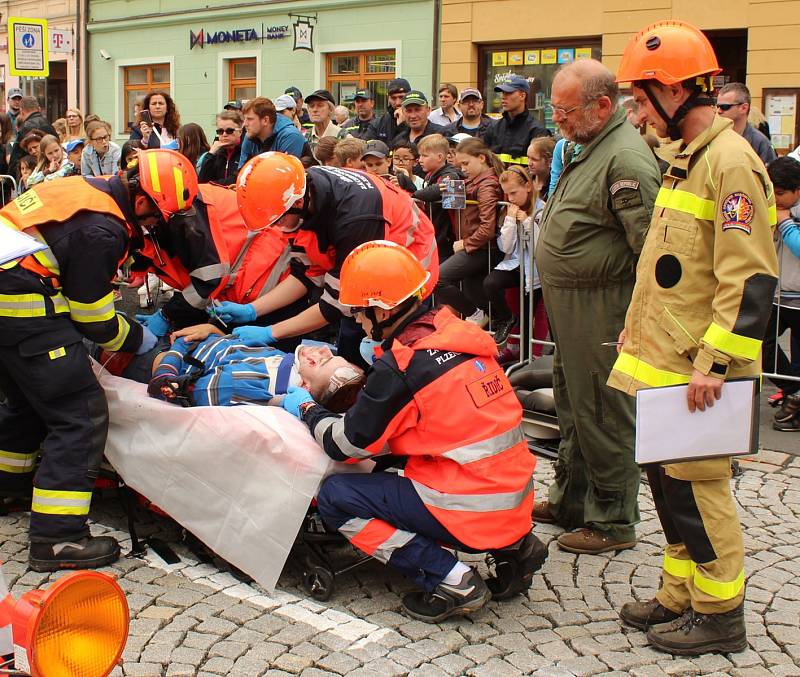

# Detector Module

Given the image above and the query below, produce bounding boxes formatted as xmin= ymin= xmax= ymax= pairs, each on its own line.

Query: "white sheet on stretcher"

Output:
xmin=94 ymin=362 xmax=363 ymax=592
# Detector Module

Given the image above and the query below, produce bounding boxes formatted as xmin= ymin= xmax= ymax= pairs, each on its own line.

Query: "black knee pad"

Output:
xmin=84 ymin=385 xmax=109 ymax=480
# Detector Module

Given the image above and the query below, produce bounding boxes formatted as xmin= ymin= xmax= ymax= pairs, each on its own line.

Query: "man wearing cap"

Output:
xmin=223 ymin=100 xmax=243 ymax=112
xmin=483 ymin=75 xmax=549 ymax=167
xmin=342 ymin=90 xmax=375 ymax=139
xmin=361 ymin=139 xmax=391 ymax=176
xmin=304 ymin=89 xmax=351 ymax=153
xmin=285 ymin=86 xmax=311 ymax=127
xmin=392 ymin=91 xmax=448 ymax=147
xmin=444 ymin=89 xmax=493 ymax=140
xmin=6 ymin=88 xmax=23 ymax=136
xmin=366 ymin=78 xmax=411 ymax=144
xmin=9 ymin=96 xmax=58 ymax=180
xmin=274 ymin=94 xmax=301 ymax=130
xmin=238 ymin=96 xmax=306 ymax=168
xmin=429 ymin=83 xmax=462 ymax=127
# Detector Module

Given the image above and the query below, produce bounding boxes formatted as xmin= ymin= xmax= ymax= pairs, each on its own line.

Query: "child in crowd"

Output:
xmin=527 ymin=136 xmax=555 ymax=201
xmin=65 ymin=139 xmax=85 ymax=175
xmin=27 ymin=135 xmax=75 ymax=187
xmin=361 ymin=140 xmax=391 ymax=177
xmin=483 ymin=166 xmax=548 ymax=351
xmin=120 ymin=140 xmax=144 ymax=169
xmin=434 ymin=137 xmax=503 ymax=326
xmin=313 ymin=136 xmax=340 ymax=166
xmin=391 ymin=141 xmax=424 ymax=190
xmin=17 ymin=155 xmax=38 ymax=194
xmin=333 ymin=138 xmax=366 ymax=169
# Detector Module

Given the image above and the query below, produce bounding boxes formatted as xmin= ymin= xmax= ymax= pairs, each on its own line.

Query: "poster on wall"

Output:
xmin=575 ymin=47 xmax=592 ymax=60
xmin=764 ymin=91 xmax=799 ymax=151
xmin=541 ymin=49 xmax=557 ymax=64
xmin=557 ymin=48 xmax=574 ymax=64
xmin=525 ymin=50 xmax=540 ymax=65
xmin=508 ymin=51 xmax=523 ymax=66
xmin=492 ymin=52 xmax=508 ymax=66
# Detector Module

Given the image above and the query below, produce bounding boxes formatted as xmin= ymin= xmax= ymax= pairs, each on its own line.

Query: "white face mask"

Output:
xmin=359 ymin=338 xmax=382 ymax=365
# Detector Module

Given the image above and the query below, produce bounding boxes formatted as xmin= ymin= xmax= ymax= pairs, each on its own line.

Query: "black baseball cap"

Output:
xmin=353 ymin=89 xmax=372 ymax=100
xmin=401 ymin=90 xmax=428 ymax=108
xmin=305 ymin=89 xmax=335 ymax=105
xmin=285 ymin=86 xmax=303 ymax=99
xmin=223 ymin=100 xmax=242 ymax=111
xmin=387 ymin=78 xmax=411 ymax=95
xmin=362 ymin=140 xmax=390 ymax=159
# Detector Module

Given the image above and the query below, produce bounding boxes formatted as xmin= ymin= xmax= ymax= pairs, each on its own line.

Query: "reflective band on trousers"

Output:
xmin=655 ymin=187 xmax=716 ymax=221
xmin=0 ymin=292 xmax=68 ymax=318
xmin=339 ymin=517 xmax=415 ymax=565
xmin=703 ymin=322 xmax=761 ymax=361
xmin=613 ymin=352 xmax=691 ymax=387
xmin=663 ymin=553 xmax=694 ymax=579
xmin=441 ymin=427 xmax=524 ymax=465
xmin=694 ymin=567 xmax=746 ymax=601
xmin=31 ymin=488 xmax=92 ymax=516
xmin=0 ymin=450 xmax=37 ymax=474
xmin=67 ymin=292 xmax=116 ymax=323
xmin=498 ymin=154 xmax=528 ymax=166
xmin=411 ymin=475 xmax=535 ymax=513
xmin=98 ymin=315 xmax=131 ymax=352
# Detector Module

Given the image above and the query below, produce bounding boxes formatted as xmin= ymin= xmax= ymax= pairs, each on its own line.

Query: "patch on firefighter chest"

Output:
xmin=466 ymin=368 xmax=510 ymax=408
xmin=721 ymin=192 xmax=754 ymax=234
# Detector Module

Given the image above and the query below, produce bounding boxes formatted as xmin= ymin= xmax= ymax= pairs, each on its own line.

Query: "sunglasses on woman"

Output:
xmin=215 ymin=127 xmax=240 ymax=136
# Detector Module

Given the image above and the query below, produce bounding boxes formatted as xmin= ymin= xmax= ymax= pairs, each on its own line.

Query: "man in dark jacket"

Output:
xmin=483 ymin=76 xmax=550 ymax=167
xmin=341 ymin=89 xmax=376 ymax=139
xmin=9 ymin=96 xmax=58 ymax=180
xmin=444 ymin=89 xmax=494 ymax=140
xmin=366 ymin=78 xmax=410 ymax=144
xmin=391 ymin=91 xmax=449 ymax=147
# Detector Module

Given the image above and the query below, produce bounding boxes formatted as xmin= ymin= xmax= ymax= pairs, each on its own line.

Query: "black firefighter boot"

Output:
xmin=29 ymin=536 xmax=121 ymax=573
xmin=646 ymin=603 xmax=748 ymax=655
xmin=485 ymin=532 xmax=549 ymax=600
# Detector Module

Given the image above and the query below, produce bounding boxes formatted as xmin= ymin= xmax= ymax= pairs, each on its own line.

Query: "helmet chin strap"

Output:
xmin=365 ymin=297 xmax=416 ymax=341
xmin=641 ymin=80 xmax=715 ymax=141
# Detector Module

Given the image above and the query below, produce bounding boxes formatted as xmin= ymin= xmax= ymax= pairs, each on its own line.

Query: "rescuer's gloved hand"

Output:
xmin=136 ymin=325 xmax=159 ymax=354
xmin=281 ymin=386 xmax=315 ymax=418
xmin=232 ymin=325 xmax=275 ymax=346
xmin=135 ymin=309 xmax=170 ymax=338
xmin=209 ymin=301 xmax=257 ymax=325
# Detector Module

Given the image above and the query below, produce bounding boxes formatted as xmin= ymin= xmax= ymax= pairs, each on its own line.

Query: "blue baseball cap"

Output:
xmin=495 ymin=75 xmax=530 ymax=93
xmin=64 ymin=139 xmax=85 ymax=153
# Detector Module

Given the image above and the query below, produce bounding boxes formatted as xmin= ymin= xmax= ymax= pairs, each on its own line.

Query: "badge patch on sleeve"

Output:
xmin=610 ymin=180 xmax=640 ymax=195
xmin=721 ymin=192 xmax=754 ymax=234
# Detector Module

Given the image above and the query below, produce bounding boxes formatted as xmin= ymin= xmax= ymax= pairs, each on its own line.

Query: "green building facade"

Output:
xmin=87 ymin=0 xmax=435 ymax=142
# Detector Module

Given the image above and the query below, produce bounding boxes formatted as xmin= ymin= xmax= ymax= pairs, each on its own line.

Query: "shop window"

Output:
xmin=123 ymin=63 xmax=170 ymax=131
xmin=229 ymin=58 xmax=257 ymax=103
xmin=480 ymin=43 xmax=601 ymax=132
xmin=326 ymin=50 xmax=396 ymax=112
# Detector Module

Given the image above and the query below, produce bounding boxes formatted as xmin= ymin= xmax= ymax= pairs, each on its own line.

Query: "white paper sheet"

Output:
xmin=0 ymin=221 xmax=45 ymax=266
xmin=635 ymin=378 xmax=757 ymax=465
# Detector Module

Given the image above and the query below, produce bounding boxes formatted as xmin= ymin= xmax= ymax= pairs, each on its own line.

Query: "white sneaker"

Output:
xmin=466 ymin=309 xmax=488 ymax=328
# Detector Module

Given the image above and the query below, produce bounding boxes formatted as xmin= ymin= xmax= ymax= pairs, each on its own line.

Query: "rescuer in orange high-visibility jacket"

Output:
xmin=282 ymin=240 xmax=546 ymax=624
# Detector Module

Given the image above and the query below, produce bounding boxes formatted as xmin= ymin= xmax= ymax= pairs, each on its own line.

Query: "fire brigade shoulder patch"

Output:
xmin=721 ymin=191 xmax=754 ymax=234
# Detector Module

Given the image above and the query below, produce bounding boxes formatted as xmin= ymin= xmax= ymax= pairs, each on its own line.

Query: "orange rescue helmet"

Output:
xmin=236 ymin=151 xmax=307 ymax=230
xmin=616 ymin=20 xmax=721 ymax=85
xmin=136 ymin=149 xmax=199 ymax=219
xmin=340 ymin=240 xmax=430 ymax=310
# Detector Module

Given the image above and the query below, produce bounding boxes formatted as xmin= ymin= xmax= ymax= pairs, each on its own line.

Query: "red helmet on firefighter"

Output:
xmin=340 ymin=240 xmax=430 ymax=310
xmin=136 ymin=149 xmax=199 ymax=219
xmin=617 ymin=20 xmax=720 ymax=141
xmin=236 ymin=152 xmax=307 ymax=230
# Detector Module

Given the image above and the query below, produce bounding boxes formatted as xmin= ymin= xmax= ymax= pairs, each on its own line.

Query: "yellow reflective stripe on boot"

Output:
xmin=613 ymin=352 xmax=691 ymax=387
xmin=655 ymin=187 xmax=716 ymax=221
xmin=663 ymin=553 xmax=695 ymax=579
xmin=0 ymin=450 xmax=37 ymax=473
xmin=31 ymin=488 xmax=92 ymax=515
xmin=702 ymin=322 xmax=761 ymax=361
xmin=693 ymin=567 xmax=745 ymax=601
xmin=67 ymin=292 xmax=117 ymax=323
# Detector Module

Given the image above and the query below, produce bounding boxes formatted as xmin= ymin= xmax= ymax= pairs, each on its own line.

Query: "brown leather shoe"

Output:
xmin=532 ymin=500 xmax=556 ymax=524
xmin=620 ymin=597 xmax=683 ymax=630
xmin=647 ymin=603 xmax=747 ymax=655
xmin=557 ymin=528 xmax=636 ymax=554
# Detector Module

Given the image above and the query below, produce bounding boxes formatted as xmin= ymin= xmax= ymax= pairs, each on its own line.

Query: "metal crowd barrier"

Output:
xmin=762 ymin=248 xmax=800 ymax=385
xmin=0 ymin=174 xmax=18 ymax=206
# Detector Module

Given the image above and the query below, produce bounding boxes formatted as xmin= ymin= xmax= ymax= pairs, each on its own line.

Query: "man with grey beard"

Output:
xmin=533 ymin=59 xmax=661 ymax=555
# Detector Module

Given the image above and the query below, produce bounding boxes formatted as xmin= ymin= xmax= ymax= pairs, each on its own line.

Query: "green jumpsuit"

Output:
xmin=536 ymin=108 xmax=661 ymax=541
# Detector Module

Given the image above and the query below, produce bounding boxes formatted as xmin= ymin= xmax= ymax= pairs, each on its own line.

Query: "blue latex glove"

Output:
xmin=281 ymin=386 xmax=314 ymax=418
xmin=136 ymin=325 xmax=158 ymax=355
xmin=209 ymin=301 xmax=257 ymax=325
xmin=233 ymin=325 xmax=275 ymax=346
xmin=135 ymin=309 xmax=170 ymax=338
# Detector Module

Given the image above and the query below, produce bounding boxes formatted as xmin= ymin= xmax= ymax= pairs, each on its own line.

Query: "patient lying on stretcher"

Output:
xmin=102 ymin=325 xmax=364 ymax=413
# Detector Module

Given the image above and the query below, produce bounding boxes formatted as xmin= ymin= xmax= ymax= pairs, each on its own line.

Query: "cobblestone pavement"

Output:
xmin=2 ymin=450 xmax=800 ymax=677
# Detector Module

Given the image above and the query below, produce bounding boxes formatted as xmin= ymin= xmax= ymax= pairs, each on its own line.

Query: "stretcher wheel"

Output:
xmin=303 ymin=566 xmax=334 ymax=601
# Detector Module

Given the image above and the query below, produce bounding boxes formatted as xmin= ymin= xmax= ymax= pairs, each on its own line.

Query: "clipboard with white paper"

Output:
xmin=635 ymin=377 xmax=759 ymax=465
xmin=0 ymin=221 xmax=46 ymax=266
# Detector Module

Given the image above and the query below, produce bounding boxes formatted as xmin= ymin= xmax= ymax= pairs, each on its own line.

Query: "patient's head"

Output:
xmin=296 ymin=345 xmax=365 ymax=413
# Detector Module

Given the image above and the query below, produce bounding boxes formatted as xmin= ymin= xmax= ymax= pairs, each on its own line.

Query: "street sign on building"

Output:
xmin=49 ymin=29 xmax=73 ymax=54
xmin=8 ymin=17 xmax=49 ymax=77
